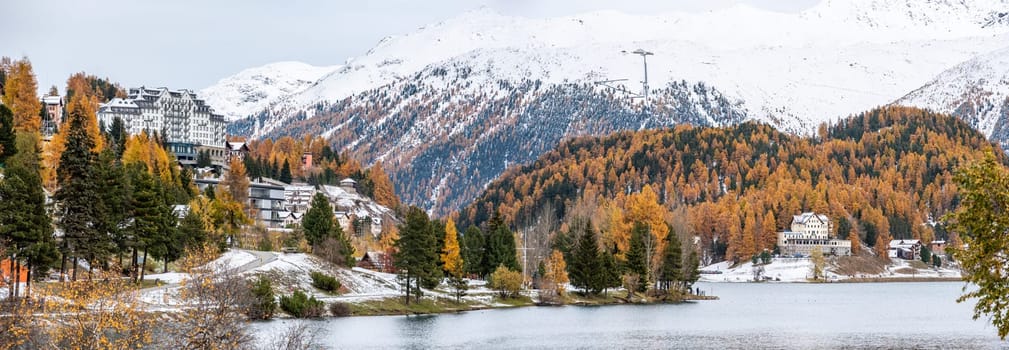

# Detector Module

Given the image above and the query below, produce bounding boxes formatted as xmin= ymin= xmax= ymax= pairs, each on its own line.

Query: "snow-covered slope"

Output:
xmin=200 ymin=61 xmax=337 ymax=121
xmin=896 ymin=45 xmax=1009 ymax=144
xmin=210 ymin=0 xmax=1009 ymax=214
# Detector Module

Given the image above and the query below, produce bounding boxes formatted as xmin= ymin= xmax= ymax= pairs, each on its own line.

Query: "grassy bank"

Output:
xmin=343 ymin=291 xmax=717 ymax=317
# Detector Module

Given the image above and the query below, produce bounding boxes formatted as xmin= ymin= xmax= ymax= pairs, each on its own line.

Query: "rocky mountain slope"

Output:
xmin=896 ymin=45 xmax=1009 ymax=147
xmin=209 ymin=0 xmax=1009 ymax=214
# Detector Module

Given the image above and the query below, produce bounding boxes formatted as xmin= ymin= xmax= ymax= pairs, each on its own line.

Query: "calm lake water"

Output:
xmin=253 ymin=282 xmax=1008 ymax=349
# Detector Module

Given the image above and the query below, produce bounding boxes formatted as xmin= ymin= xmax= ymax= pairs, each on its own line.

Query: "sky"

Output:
xmin=1 ymin=0 xmax=820 ymax=93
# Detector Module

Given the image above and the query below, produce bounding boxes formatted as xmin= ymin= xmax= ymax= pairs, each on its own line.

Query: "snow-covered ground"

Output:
xmin=137 ymin=249 xmax=503 ymax=311
xmin=700 ymin=257 xmax=963 ymax=283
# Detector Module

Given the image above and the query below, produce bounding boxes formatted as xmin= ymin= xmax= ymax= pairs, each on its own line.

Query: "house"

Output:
xmin=930 ymin=240 xmax=947 ymax=256
xmin=777 ymin=212 xmax=851 ymax=257
xmin=226 ymin=141 xmax=250 ymax=162
xmin=357 ymin=251 xmax=393 ymax=273
xmin=335 ymin=211 xmax=352 ymax=233
xmin=278 ymin=211 xmax=302 ymax=227
xmin=1 ymin=259 xmax=29 ymax=286
xmin=889 ymin=239 xmax=922 ymax=260
xmin=41 ymin=94 xmax=63 ymax=136
xmin=339 ymin=178 xmax=357 ymax=193
xmin=283 ymin=184 xmax=315 ymax=214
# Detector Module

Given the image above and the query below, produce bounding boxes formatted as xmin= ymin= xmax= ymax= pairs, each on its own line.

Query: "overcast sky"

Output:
xmin=2 ymin=0 xmax=819 ymax=93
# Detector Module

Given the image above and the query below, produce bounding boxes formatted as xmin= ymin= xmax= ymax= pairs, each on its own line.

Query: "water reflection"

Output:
xmin=253 ymin=282 xmax=1009 ymax=349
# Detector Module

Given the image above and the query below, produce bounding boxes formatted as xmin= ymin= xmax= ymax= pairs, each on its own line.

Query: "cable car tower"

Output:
xmin=594 ymin=49 xmax=654 ymax=111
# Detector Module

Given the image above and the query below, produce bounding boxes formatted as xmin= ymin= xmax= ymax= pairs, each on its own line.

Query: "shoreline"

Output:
xmin=301 ymin=292 xmax=720 ymax=318
xmin=699 ymin=276 xmax=964 ymax=284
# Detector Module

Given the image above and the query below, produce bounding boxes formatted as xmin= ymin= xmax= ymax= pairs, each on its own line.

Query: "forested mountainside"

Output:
xmin=230 ymin=67 xmax=746 ymax=215
xmin=458 ymin=106 xmax=1004 ymax=263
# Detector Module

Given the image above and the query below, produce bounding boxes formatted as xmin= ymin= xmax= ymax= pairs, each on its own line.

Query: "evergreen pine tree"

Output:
xmin=569 ymin=220 xmax=602 ymax=295
xmin=626 ymin=222 xmax=649 ymax=291
xmin=107 ymin=116 xmax=127 ymax=159
xmin=0 ymin=132 xmax=56 ymax=297
xmin=462 ymin=225 xmax=484 ymax=276
xmin=178 ymin=208 xmax=208 ymax=252
xmin=658 ymin=231 xmax=683 ymax=293
xmin=393 ymin=206 xmax=441 ymax=303
xmin=55 ymin=105 xmax=102 ymax=281
xmin=599 ymin=247 xmax=621 ymax=294
xmin=683 ymin=248 xmax=701 ymax=291
xmin=482 ymin=213 xmax=520 ymax=275
xmin=302 ymin=193 xmax=334 ymax=247
xmin=95 ymin=149 xmax=130 ymax=267
xmin=129 ymin=165 xmax=162 ymax=282
xmin=0 ymin=105 xmax=16 ymax=167
xmin=280 ymin=158 xmax=292 ymax=184
xmin=152 ymin=184 xmax=182 ymax=273
xmin=329 ymin=217 xmax=355 ymax=268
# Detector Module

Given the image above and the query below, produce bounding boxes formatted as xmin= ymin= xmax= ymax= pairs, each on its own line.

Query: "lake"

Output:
xmin=252 ymin=282 xmax=1008 ymax=349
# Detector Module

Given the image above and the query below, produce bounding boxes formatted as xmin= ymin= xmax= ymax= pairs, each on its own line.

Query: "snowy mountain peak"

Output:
xmin=896 ymin=45 xmax=1009 ymax=140
xmin=200 ymin=61 xmax=337 ymax=121
xmin=803 ymin=0 xmax=1009 ymax=31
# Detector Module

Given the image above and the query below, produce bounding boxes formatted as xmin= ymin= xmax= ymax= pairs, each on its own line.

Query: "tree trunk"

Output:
xmin=163 ymin=259 xmax=168 ymax=274
xmin=131 ymin=248 xmax=139 ymax=283
xmin=72 ymin=256 xmax=79 ymax=281
xmin=25 ymin=258 xmax=32 ymax=300
xmin=6 ymin=258 xmax=13 ymax=300
xmin=12 ymin=258 xmax=20 ymax=298
xmin=140 ymin=248 xmax=148 ymax=283
xmin=59 ymin=250 xmax=66 ymax=282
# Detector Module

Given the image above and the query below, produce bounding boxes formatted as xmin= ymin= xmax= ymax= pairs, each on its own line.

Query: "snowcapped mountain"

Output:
xmin=210 ymin=0 xmax=1009 ymax=214
xmin=200 ymin=61 xmax=336 ymax=121
xmin=897 ymin=45 xmax=1009 ymax=145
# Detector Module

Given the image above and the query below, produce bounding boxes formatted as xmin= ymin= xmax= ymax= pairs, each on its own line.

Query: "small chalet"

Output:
xmin=889 ymin=239 xmax=922 ymax=260
xmin=357 ymin=251 xmax=393 ymax=273
xmin=225 ymin=141 xmax=250 ymax=162
xmin=339 ymin=178 xmax=357 ymax=193
xmin=279 ymin=211 xmax=302 ymax=227
xmin=930 ymin=240 xmax=947 ymax=256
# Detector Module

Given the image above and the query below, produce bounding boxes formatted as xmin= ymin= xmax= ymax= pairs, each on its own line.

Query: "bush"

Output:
xmin=329 ymin=302 xmax=352 ymax=317
xmin=310 ymin=271 xmax=341 ymax=292
xmin=280 ymin=290 xmax=325 ymax=318
xmin=489 ymin=265 xmax=523 ymax=298
xmin=246 ymin=276 xmax=277 ymax=320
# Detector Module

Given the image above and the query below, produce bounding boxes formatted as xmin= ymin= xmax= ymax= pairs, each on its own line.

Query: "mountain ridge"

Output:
xmin=210 ymin=1 xmax=1009 ymax=214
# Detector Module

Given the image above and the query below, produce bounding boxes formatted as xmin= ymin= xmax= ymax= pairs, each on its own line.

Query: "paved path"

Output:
xmin=233 ymin=249 xmax=278 ymax=274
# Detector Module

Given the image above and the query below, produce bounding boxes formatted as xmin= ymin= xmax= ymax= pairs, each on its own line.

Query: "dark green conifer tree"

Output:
xmin=280 ymin=158 xmax=293 ymax=184
xmin=0 ymin=132 xmax=56 ymax=297
xmin=658 ymin=230 xmax=683 ymax=292
xmin=55 ymin=108 xmax=102 ymax=281
xmin=462 ymin=225 xmax=484 ymax=276
xmin=0 ymin=105 xmax=16 ymax=167
xmin=481 ymin=213 xmax=520 ymax=276
xmin=569 ymin=220 xmax=602 ymax=295
xmin=626 ymin=222 xmax=650 ymax=291
xmin=393 ymin=206 xmax=441 ymax=303
xmin=302 ymin=193 xmax=334 ymax=247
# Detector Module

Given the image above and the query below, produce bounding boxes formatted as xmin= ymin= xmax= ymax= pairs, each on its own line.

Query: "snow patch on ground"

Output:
xmin=700 ymin=257 xmax=963 ymax=283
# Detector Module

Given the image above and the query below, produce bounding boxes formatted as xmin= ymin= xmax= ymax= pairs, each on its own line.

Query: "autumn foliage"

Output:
xmin=460 ymin=106 xmax=1002 ymax=263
